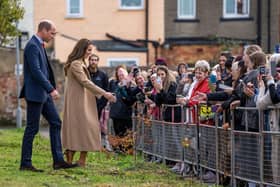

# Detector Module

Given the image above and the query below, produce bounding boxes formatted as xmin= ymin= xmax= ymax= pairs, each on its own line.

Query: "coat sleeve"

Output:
xmin=25 ymin=44 xmax=54 ymax=93
xmin=176 ymin=81 xmax=185 ymax=95
xmin=256 ymin=86 xmax=272 ymax=110
xmin=268 ymin=83 xmax=280 ymax=104
xmin=70 ymin=61 xmax=106 ymax=96
xmin=188 ymin=80 xmax=211 ymax=106
xmin=207 ymin=91 xmax=229 ymax=101
xmin=155 ymin=82 xmax=177 ymax=106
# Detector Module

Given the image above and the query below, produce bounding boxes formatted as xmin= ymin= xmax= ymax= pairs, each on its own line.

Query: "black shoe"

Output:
xmin=20 ymin=165 xmax=44 ymax=172
xmin=53 ymin=161 xmax=78 ymax=170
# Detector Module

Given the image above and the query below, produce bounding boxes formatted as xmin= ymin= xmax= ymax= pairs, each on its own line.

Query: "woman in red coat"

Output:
xmin=177 ymin=60 xmax=211 ymax=107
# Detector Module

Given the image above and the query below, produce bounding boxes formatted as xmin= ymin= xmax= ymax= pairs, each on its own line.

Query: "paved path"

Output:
xmin=0 ymin=125 xmax=49 ymax=139
xmin=39 ymin=127 xmax=49 ymax=138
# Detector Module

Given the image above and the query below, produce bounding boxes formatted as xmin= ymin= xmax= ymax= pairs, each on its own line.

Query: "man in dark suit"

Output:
xmin=19 ymin=20 xmax=77 ymax=172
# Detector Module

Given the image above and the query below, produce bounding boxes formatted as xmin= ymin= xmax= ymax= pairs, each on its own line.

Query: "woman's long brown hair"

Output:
xmin=64 ymin=38 xmax=91 ymax=76
xmin=156 ymin=65 xmax=175 ymax=92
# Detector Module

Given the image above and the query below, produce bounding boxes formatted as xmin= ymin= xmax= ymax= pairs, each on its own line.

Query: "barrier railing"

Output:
xmin=129 ymin=102 xmax=280 ymax=186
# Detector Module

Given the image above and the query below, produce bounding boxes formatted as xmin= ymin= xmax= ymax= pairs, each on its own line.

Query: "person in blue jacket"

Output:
xmin=19 ymin=20 xmax=77 ymax=172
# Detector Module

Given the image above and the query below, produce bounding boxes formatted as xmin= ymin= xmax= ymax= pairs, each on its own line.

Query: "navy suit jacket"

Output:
xmin=19 ymin=35 xmax=56 ymax=103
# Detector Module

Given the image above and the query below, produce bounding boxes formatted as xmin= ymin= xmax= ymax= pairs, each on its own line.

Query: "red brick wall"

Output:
xmin=0 ymin=72 xmax=21 ymax=120
xmin=160 ymin=44 xmax=243 ymax=69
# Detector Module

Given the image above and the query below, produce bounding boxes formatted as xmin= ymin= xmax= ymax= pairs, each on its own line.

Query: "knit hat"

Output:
xmin=155 ymin=58 xmax=167 ymax=66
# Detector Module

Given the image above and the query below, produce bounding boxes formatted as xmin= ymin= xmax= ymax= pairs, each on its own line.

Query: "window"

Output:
xmin=177 ymin=0 xmax=196 ymax=19
xmin=223 ymin=0 xmax=249 ymax=18
xmin=66 ymin=0 xmax=83 ymax=18
xmin=107 ymin=58 xmax=139 ymax=67
xmin=119 ymin=0 xmax=144 ymax=10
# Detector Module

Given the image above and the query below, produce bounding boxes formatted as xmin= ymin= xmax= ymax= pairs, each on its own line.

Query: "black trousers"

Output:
xmin=112 ymin=118 xmax=132 ymax=137
xmin=21 ymin=96 xmax=64 ymax=167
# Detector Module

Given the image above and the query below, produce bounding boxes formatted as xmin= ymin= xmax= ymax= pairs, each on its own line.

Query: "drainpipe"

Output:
xmin=256 ymin=0 xmax=261 ymax=46
xmin=145 ymin=0 xmax=149 ymax=66
xmin=267 ymin=0 xmax=271 ymax=53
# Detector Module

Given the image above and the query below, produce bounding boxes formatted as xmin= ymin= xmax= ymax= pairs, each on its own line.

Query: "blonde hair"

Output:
xmin=195 ymin=60 xmax=210 ymax=73
xmin=244 ymin=44 xmax=262 ymax=56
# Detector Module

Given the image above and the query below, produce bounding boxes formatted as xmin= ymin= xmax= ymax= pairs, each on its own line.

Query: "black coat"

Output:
xmin=153 ymin=82 xmax=182 ymax=122
xmin=108 ymin=79 xmax=132 ymax=119
xmin=89 ymin=69 xmax=108 ymax=118
xmin=269 ymin=83 xmax=280 ymax=104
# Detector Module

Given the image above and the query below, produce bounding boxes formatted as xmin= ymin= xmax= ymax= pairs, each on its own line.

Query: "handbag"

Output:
xmin=100 ymin=106 xmax=109 ymax=134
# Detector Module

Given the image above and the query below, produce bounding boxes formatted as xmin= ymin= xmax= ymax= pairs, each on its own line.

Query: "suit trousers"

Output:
xmin=20 ymin=96 xmax=64 ymax=167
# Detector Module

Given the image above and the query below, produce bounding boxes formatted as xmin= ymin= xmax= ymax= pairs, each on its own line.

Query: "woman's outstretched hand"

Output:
xmin=104 ymin=92 xmax=116 ymax=103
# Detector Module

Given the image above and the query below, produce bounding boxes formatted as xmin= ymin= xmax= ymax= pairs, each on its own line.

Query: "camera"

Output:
xmin=132 ymin=67 xmax=140 ymax=77
xmin=187 ymin=73 xmax=194 ymax=81
xmin=258 ymin=66 xmax=266 ymax=76
xmin=144 ymin=86 xmax=152 ymax=93
xmin=156 ymin=77 xmax=161 ymax=84
xmin=135 ymin=92 xmax=146 ymax=103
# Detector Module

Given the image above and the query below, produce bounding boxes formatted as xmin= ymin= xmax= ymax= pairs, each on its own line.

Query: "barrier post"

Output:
xmin=230 ymin=109 xmax=236 ymax=187
xmin=259 ymin=109 xmax=264 ymax=187
xmin=161 ymin=106 xmax=166 ymax=165
xmin=196 ymin=104 xmax=202 ymax=180
xmin=132 ymin=104 xmax=137 ymax=163
xmin=141 ymin=110 xmax=145 ymax=160
xmin=180 ymin=105 xmax=185 ymax=173
xmin=215 ymin=108 xmax=219 ymax=185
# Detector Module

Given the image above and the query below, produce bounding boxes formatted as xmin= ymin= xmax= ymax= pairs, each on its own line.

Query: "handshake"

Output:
xmin=103 ymin=92 xmax=117 ymax=103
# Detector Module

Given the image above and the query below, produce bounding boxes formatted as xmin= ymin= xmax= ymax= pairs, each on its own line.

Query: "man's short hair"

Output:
xmin=38 ymin=21 xmax=52 ymax=32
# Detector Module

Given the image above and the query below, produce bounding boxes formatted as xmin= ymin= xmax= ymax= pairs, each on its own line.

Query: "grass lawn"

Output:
xmin=0 ymin=128 xmax=208 ymax=187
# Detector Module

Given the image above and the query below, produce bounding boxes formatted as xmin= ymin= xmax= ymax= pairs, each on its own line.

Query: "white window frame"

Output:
xmin=223 ymin=0 xmax=250 ymax=18
xmin=107 ymin=58 xmax=139 ymax=67
xmin=177 ymin=0 xmax=196 ymax=19
xmin=119 ymin=0 xmax=144 ymax=10
xmin=66 ymin=0 xmax=83 ymax=18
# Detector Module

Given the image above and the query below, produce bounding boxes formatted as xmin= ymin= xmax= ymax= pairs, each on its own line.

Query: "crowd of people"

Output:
xmin=19 ymin=19 xmax=280 ymax=186
xmin=93 ymin=44 xmax=280 ymax=186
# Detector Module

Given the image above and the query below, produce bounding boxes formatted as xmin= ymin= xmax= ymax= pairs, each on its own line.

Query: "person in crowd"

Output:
xmin=215 ymin=52 xmax=232 ymax=90
xmin=144 ymin=73 xmax=161 ymax=120
xmin=194 ymin=60 xmax=247 ymax=125
xmin=234 ymin=46 xmax=265 ymax=187
xmin=145 ymin=58 xmax=168 ymax=89
xmin=109 ymin=66 xmax=133 ymax=137
xmin=176 ymin=60 xmax=215 ymax=181
xmin=181 ymin=73 xmax=195 ymax=97
xmin=62 ymin=39 xmax=116 ymax=167
xmin=155 ymin=57 xmax=167 ymax=66
xmin=122 ymin=72 xmax=147 ymax=106
xmin=88 ymin=54 xmax=112 ymax=151
xmin=256 ymin=54 xmax=280 ymax=184
xmin=88 ymin=54 xmax=108 ymax=119
xmin=177 ymin=60 xmax=211 ymax=107
xmin=240 ymin=51 xmax=266 ymax=130
xmin=152 ymin=65 xmax=180 ymax=122
xmin=176 ymin=62 xmax=189 ymax=94
xmin=19 ymin=20 xmax=77 ymax=172
xmin=150 ymin=65 xmax=183 ymax=169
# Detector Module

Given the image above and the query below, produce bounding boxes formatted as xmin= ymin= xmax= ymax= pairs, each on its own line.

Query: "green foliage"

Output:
xmin=0 ymin=0 xmax=24 ymax=46
xmin=0 ymin=128 xmax=209 ymax=186
xmin=217 ymin=37 xmax=241 ymax=52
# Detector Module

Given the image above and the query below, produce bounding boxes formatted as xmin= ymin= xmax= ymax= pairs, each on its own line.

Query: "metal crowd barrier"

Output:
xmin=130 ymin=102 xmax=280 ymax=186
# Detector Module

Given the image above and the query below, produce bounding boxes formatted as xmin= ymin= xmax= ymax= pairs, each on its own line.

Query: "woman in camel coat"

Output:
xmin=62 ymin=38 xmax=115 ymax=167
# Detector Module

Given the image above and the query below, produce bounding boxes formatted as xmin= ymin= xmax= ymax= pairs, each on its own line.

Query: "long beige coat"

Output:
xmin=62 ymin=60 xmax=106 ymax=151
